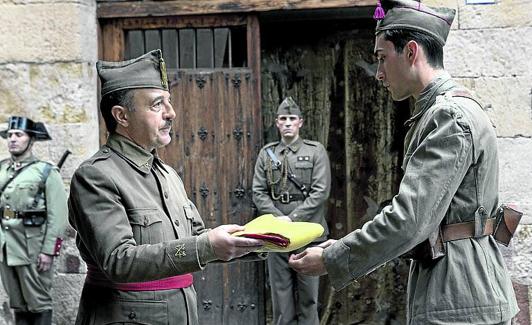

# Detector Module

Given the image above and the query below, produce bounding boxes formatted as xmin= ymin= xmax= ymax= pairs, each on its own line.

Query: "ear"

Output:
xmin=405 ymin=40 xmax=419 ymax=64
xmin=111 ymin=105 xmax=129 ymax=128
xmin=298 ymin=118 xmax=304 ymax=128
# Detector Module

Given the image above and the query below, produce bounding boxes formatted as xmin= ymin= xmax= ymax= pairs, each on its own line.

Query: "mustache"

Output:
xmin=161 ymin=120 xmax=173 ymax=129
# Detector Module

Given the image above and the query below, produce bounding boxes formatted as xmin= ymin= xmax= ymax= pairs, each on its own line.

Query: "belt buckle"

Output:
xmin=281 ymin=192 xmax=290 ymax=204
xmin=3 ymin=208 xmax=15 ymax=220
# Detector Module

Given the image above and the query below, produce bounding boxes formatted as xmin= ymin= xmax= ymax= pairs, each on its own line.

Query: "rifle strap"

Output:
xmin=32 ymin=163 xmax=53 ymax=209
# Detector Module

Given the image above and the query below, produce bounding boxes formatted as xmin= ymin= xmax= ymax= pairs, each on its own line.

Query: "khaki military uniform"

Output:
xmin=323 ymin=73 xmax=518 ymax=324
xmin=0 ymin=156 xmax=67 ymax=312
xmin=253 ymin=137 xmax=331 ymax=325
xmin=69 ymin=134 xmax=218 ymax=325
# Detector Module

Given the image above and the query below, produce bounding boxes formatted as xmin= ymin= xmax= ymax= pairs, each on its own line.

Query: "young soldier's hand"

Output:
xmin=208 ymin=225 xmax=264 ymax=261
xmin=288 ymin=246 xmax=328 ymax=276
xmin=37 ymin=253 xmax=54 ymax=272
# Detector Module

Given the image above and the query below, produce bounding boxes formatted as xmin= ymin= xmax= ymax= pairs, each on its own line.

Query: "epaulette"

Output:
xmin=302 ymin=139 xmax=319 ymax=147
xmin=86 ymin=146 xmax=112 ymax=165
xmin=263 ymin=141 xmax=279 ymax=149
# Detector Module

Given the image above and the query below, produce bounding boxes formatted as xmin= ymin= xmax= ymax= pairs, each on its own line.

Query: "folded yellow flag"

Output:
xmin=233 ymin=214 xmax=324 ymax=252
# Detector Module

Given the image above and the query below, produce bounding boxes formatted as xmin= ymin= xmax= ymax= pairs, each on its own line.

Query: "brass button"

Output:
xmin=102 ymin=149 xmax=109 ymax=153
xmin=174 ymin=219 xmax=180 ymax=226
xmin=128 ymin=311 xmax=136 ymax=319
xmin=164 ymin=192 xmax=169 ymax=199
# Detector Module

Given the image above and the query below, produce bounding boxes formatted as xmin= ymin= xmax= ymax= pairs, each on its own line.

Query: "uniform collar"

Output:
xmin=106 ymin=133 xmax=156 ymax=174
xmin=279 ymin=137 xmax=303 ymax=153
xmin=9 ymin=155 xmax=39 ymax=170
xmin=405 ymin=72 xmax=456 ymax=127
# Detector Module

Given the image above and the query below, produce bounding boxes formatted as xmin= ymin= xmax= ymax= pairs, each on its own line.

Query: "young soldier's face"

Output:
xmin=125 ymin=88 xmax=175 ymax=151
xmin=276 ymin=114 xmax=303 ymax=141
xmin=374 ymin=34 xmax=413 ymax=101
xmin=6 ymin=130 xmax=31 ymax=156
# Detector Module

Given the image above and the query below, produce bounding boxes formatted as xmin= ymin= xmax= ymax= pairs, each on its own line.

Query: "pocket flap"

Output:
xmin=128 ymin=209 xmax=163 ymax=227
xmin=295 ymin=161 xmax=313 ymax=169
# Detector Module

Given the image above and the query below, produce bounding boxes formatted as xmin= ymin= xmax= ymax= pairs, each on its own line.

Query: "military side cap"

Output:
xmin=374 ymin=0 xmax=456 ymax=46
xmin=277 ymin=97 xmax=302 ymax=116
xmin=97 ymin=49 xmax=169 ymax=97
xmin=233 ymin=214 xmax=324 ymax=253
xmin=0 ymin=116 xmax=51 ymax=141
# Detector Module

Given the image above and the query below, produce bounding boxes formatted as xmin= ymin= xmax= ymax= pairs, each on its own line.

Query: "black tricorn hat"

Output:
xmin=0 ymin=116 xmax=52 ymax=141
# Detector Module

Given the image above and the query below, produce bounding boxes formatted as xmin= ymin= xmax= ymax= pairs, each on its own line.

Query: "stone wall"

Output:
xmin=0 ymin=0 xmax=98 ymax=323
xmin=0 ymin=0 xmax=530 ymax=324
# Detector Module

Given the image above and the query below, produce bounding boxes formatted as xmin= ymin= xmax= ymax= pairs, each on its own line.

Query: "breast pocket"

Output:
xmin=128 ymin=209 xmax=164 ymax=245
xmin=294 ymin=161 xmax=313 ymax=185
xmin=182 ymin=203 xmax=200 ymax=237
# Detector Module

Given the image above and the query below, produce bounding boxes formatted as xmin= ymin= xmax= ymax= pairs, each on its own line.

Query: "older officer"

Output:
xmin=68 ymin=49 xmax=263 ymax=325
xmin=253 ymin=97 xmax=331 ymax=325
xmin=289 ymin=1 xmax=518 ymax=324
xmin=0 ymin=116 xmax=67 ymax=325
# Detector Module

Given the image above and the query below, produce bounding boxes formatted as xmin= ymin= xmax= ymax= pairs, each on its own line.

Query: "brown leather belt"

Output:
xmin=441 ymin=218 xmax=495 ymax=242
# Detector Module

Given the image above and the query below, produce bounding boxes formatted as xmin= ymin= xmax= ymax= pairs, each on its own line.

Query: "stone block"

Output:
xmin=0 ymin=2 xmax=97 ymax=63
xmin=459 ymin=0 xmax=532 ymax=30
xmin=455 ymin=76 xmax=532 ymax=137
xmin=51 ymin=273 xmax=85 ymax=324
xmin=498 ymin=137 xmax=532 ymax=225
xmin=445 ymin=27 xmax=532 ymax=78
xmin=508 ymin=224 xmax=532 ymax=285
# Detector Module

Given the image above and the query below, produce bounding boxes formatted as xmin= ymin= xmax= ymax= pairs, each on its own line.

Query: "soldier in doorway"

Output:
xmin=252 ymin=97 xmax=331 ymax=325
xmin=68 ymin=49 xmax=263 ymax=325
xmin=0 ymin=116 xmax=67 ymax=325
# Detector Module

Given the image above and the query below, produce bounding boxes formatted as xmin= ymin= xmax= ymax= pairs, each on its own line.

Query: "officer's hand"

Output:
xmin=208 ymin=225 xmax=264 ymax=261
xmin=288 ymin=247 xmax=328 ymax=276
xmin=277 ymin=216 xmax=292 ymax=222
xmin=37 ymin=253 xmax=54 ymax=272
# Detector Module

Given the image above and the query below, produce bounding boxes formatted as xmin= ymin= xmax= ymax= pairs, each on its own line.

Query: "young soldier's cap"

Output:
xmin=277 ymin=97 xmax=302 ymax=116
xmin=0 ymin=116 xmax=51 ymax=141
xmin=374 ymin=0 xmax=456 ymax=46
xmin=97 ymin=49 xmax=169 ymax=97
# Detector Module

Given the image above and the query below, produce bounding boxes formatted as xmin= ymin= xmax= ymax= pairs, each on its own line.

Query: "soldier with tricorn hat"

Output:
xmin=289 ymin=1 xmax=519 ymax=324
xmin=0 ymin=116 xmax=67 ymax=324
xmin=253 ymin=97 xmax=331 ymax=324
xmin=68 ymin=49 xmax=264 ymax=324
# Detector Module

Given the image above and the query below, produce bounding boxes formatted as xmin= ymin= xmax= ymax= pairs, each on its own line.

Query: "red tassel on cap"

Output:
xmin=373 ymin=0 xmax=386 ymax=20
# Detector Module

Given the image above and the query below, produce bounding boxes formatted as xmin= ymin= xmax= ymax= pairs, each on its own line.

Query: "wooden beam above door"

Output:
xmin=97 ymin=0 xmax=375 ymax=19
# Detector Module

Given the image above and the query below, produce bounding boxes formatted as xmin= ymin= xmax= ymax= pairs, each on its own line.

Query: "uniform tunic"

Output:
xmin=69 ymin=134 xmax=217 ymax=325
xmin=0 ymin=156 xmax=67 ymax=312
xmin=323 ymin=73 xmax=518 ymax=324
xmin=253 ymin=137 xmax=331 ymax=325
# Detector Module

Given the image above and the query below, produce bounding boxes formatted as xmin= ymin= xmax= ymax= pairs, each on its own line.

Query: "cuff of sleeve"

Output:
xmin=196 ymin=232 xmax=217 ymax=267
xmin=323 ymin=239 xmax=354 ymax=291
xmin=41 ymin=238 xmax=58 ymax=256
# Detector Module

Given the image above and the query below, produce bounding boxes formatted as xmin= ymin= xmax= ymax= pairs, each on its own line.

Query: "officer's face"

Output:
xmin=125 ymin=88 xmax=175 ymax=151
xmin=6 ymin=130 xmax=32 ymax=156
xmin=374 ymin=34 xmax=414 ymax=101
xmin=276 ymin=115 xmax=303 ymax=141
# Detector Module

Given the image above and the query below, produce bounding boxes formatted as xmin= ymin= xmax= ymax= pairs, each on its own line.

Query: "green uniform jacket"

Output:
xmin=0 ymin=156 xmax=67 ymax=265
xmin=252 ymin=138 xmax=331 ymax=241
xmin=69 ymin=134 xmax=217 ymax=324
xmin=323 ymin=73 xmax=518 ymax=324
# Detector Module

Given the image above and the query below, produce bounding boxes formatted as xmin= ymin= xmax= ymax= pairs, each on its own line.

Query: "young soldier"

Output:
xmin=289 ymin=1 xmax=519 ymax=324
xmin=0 ymin=116 xmax=67 ymax=325
xmin=68 ymin=49 xmax=263 ymax=325
xmin=253 ymin=97 xmax=331 ymax=325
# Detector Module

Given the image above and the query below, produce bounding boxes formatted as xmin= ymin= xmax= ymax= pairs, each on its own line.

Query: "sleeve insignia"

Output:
xmin=175 ymin=243 xmax=187 ymax=258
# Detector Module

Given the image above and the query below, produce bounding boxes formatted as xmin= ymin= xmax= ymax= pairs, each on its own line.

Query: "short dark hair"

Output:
xmin=99 ymin=89 xmax=136 ymax=133
xmin=380 ymin=29 xmax=444 ymax=69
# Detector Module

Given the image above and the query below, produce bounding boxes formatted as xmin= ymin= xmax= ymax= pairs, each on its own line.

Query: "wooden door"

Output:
xmin=100 ymin=15 xmax=264 ymax=324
